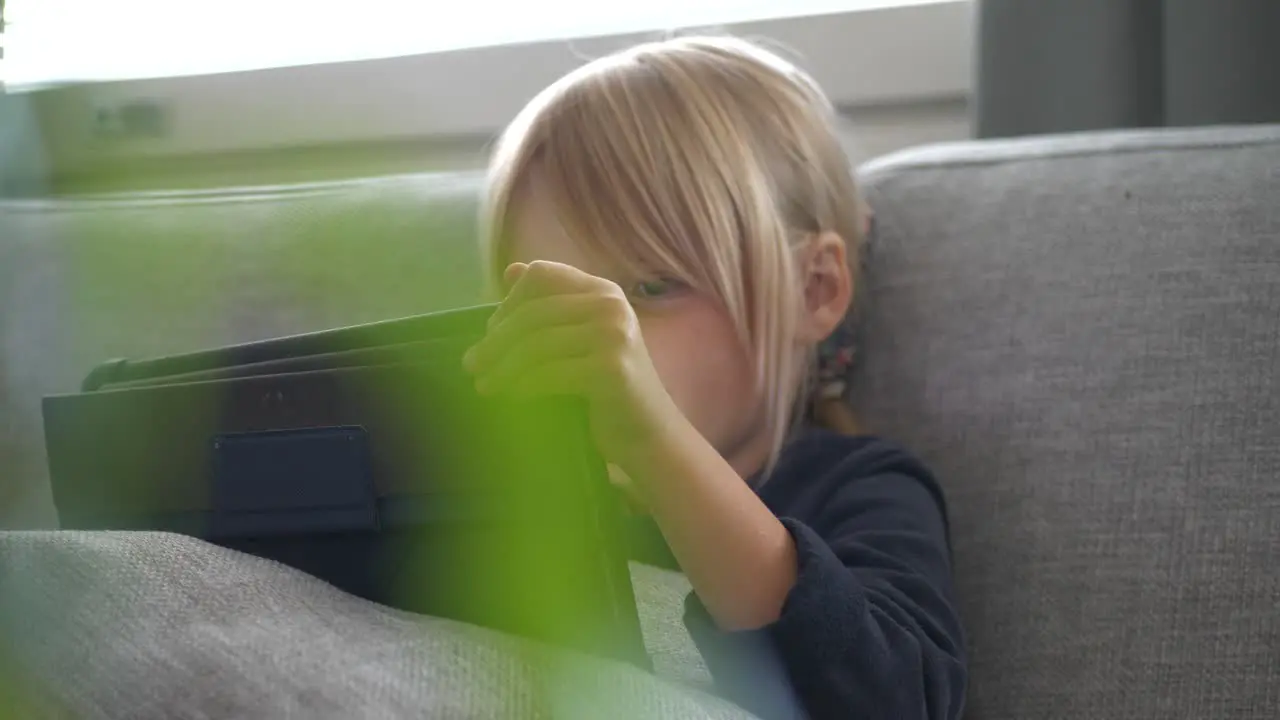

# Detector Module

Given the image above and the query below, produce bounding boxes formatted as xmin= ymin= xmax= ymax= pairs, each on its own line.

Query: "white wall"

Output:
xmin=24 ymin=1 xmax=974 ymax=190
xmin=273 ymin=99 xmax=975 ymax=176
xmin=840 ymin=99 xmax=971 ymax=165
xmin=389 ymin=99 xmax=974 ymax=171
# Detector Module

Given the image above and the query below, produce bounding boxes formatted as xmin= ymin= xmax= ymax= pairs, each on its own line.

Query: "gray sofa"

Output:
xmin=2 ymin=125 xmax=1278 ymax=718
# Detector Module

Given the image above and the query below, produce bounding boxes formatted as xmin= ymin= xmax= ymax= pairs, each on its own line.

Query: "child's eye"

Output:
xmin=630 ymin=278 xmax=684 ymax=300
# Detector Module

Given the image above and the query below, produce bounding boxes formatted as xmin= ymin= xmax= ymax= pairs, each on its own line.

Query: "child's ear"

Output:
xmin=798 ymin=231 xmax=853 ymax=344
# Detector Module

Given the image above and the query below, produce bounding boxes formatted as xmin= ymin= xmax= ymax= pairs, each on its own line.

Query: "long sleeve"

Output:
xmin=682 ymin=440 xmax=967 ymax=720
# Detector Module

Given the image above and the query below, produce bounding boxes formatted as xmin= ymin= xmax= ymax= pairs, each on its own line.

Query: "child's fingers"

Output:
xmin=464 ymin=293 xmax=599 ymax=373
xmin=472 ymin=324 xmax=595 ymax=395
xmin=489 ymin=261 xmax=604 ymax=329
xmin=492 ymin=261 xmax=561 ymax=328
xmin=502 ymin=262 xmax=529 ymax=292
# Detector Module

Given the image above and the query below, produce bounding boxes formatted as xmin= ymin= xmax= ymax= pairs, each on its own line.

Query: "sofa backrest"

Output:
xmin=853 ymin=124 xmax=1280 ymax=719
xmin=1 ymin=175 xmax=488 ymax=527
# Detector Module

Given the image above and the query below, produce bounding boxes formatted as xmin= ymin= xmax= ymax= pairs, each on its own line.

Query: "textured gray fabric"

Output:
xmin=853 ymin=125 xmax=1280 ymax=718
xmin=0 ymin=531 xmax=736 ymax=720
xmin=631 ymin=565 xmax=713 ymax=689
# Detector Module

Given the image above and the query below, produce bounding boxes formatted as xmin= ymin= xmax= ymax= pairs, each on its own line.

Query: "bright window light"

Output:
xmin=3 ymin=0 xmax=945 ymax=88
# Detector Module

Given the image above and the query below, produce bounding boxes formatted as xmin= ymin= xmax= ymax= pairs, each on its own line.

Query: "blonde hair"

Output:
xmin=481 ymin=35 xmax=865 ymax=469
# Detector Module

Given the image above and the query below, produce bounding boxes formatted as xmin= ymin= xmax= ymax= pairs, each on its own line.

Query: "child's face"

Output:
xmin=505 ymin=186 xmax=773 ymax=478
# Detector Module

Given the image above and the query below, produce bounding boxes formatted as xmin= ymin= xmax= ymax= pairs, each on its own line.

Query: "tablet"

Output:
xmin=44 ymin=304 xmax=649 ymax=668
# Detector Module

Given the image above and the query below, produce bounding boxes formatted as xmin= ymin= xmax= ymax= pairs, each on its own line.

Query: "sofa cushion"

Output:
xmin=852 ymin=124 xmax=1280 ymax=719
xmin=0 ymin=531 xmax=738 ymax=719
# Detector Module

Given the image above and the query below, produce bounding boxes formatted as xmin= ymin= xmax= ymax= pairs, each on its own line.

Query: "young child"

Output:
xmin=463 ymin=35 xmax=966 ymax=720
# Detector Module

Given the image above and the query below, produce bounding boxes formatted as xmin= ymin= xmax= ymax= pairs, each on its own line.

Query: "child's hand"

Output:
xmin=462 ymin=261 xmax=683 ymax=473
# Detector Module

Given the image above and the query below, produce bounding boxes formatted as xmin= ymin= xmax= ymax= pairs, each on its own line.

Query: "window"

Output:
xmin=6 ymin=0 xmax=950 ymax=87
xmin=15 ymin=0 xmax=972 ymax=168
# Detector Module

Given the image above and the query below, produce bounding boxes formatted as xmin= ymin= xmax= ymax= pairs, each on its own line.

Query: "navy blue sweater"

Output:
xmin=630 ymin=430 xmax=967 ymax=720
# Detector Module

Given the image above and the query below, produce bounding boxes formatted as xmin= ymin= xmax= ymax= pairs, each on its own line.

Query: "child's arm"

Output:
xmin=467 ymin=261 xmax=820 ymax=630
xmin=677 ymin=438 xmax=967 ymax=720
xmin=615 ymin=380 xmax=968 ymax=720
xmin=622 ymin=414 xmax=806 ymax=631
